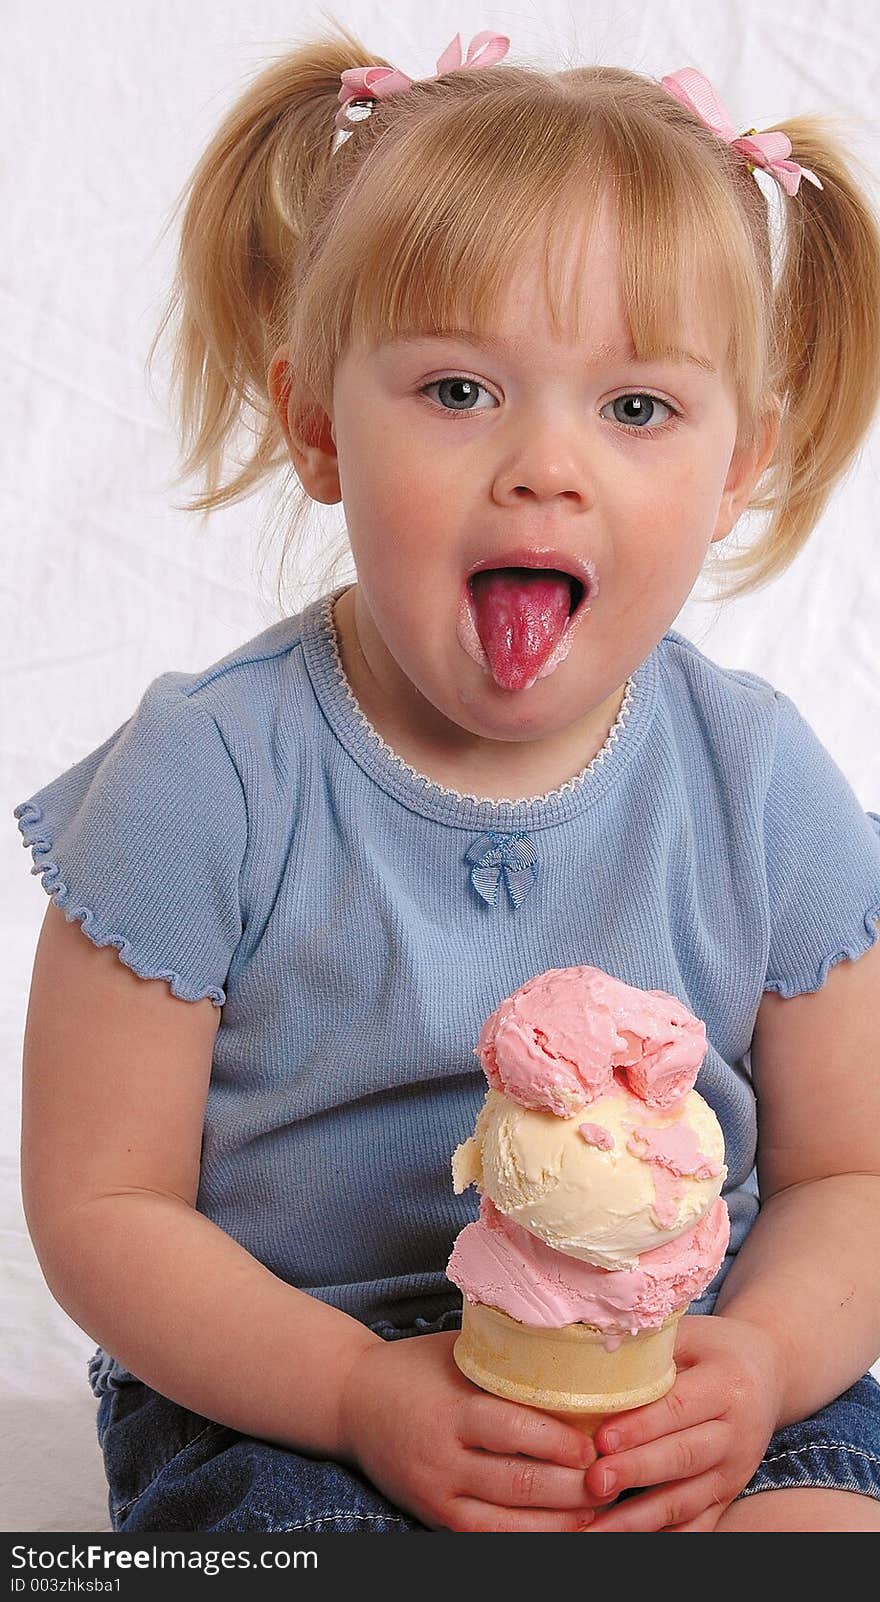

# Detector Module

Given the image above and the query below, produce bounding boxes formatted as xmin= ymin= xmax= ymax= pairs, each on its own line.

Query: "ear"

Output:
xmin=267 ymin=346 xmax=341 ymax=505
xmin=711 ymin=395 xmax=781 ymax=545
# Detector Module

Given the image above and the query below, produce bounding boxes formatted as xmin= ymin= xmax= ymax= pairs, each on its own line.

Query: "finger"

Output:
xmin=594 ymin=1374 xmax=718 ymax=1455
xmin=450 ymin=1497 xmax=599 ymax=1533
xmin=586 ymin=1420 xmax=727 ymax=1500
xmin=462 ymin=1399 xmax=597 ymax=1468
xmin=582 ymin=1471 xmax=731 ymax=1534
xmin=462 ymin=1449 xmax=598 ymax=1511
xmin=664 ymin=1506 xmax=727 ymax=1532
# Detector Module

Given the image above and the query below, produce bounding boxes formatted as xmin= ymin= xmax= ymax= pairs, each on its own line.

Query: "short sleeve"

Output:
xmin=763 ymin=689 xmax=880 ymax=998
xmin=14 ymin=675 xmax=248 ymax=1007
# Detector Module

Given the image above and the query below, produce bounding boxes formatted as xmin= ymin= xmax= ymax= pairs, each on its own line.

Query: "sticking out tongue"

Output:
xmin=469 ymin=568 xmax=572 ymax=691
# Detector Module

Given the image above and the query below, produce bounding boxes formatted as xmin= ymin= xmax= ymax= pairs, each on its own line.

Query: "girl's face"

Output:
xmin=279 ymin=195 xmax=774 ymax=758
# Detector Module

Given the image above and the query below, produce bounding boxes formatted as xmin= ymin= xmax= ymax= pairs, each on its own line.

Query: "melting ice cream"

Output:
xmin=447 ymin=965 xmax=730 ymax=1343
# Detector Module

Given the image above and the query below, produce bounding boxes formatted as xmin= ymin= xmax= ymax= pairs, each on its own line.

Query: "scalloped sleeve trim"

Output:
xmin=763 ymin=896 xmax=880 ymax=999
xmin=764 ymin=809 xmax=880 ymax=998
xmin=15 ymin=799 xmax=227 ymax=1007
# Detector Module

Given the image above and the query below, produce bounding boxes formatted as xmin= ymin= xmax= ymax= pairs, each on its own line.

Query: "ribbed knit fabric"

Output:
xmin=14 ymin=584 xmax=880 ymax=1392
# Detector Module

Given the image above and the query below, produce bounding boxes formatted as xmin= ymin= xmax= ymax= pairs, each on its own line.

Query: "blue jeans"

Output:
xmin=88 ymin=1310 xmax=880 ymax=1533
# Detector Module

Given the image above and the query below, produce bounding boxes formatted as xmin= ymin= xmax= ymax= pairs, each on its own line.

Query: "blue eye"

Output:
xmin=603 ymin=393 xmax=679 ymax=434
xmin=420 ymin=376 xmax=495 ymax=412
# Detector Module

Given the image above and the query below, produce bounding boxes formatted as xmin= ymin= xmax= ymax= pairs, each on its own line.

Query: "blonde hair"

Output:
xmin=147 ymin=17 xmax=880 ymax=613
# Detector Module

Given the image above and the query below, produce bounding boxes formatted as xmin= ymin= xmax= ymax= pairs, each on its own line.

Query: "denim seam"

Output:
xmin=760 ymin=1443 xmax=880 ymax=1471
xmin=112 ymin=1422 xmax=220 ymax=1518
xmin=267 ymin=1513 xmax=411 ymax=1530
xmin=739 ymin=1440 xmax=880 ymax=1502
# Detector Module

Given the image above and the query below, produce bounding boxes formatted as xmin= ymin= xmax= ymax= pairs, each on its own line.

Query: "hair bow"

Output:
xmin=661 ymin=67 xmax=823 ymax=196
xmin=335 ymin=30 xmax=510 ymax=131
xmin=465 ymin=831 xmax=539 ymax=908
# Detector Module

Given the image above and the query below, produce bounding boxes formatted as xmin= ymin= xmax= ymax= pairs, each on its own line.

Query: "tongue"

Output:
xmin=469 ymin=568 xmax=572 ymax=691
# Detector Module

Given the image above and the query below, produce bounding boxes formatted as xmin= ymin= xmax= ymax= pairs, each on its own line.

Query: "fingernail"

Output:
xmin=597 ymin=1468 xmax=616 ymax=1496
xmin=602 ymin=1428 xmax=619 ymax=1451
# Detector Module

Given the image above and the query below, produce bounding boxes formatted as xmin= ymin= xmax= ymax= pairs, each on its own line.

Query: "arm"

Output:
xmin=21 ymin=901 xmax=380 ymax=1460
xmin=580 ymin=922 xmax=880 ymax=1530
xmin=24 ymin=902 xmax=612 ymax=1533
xmin=712 ymin=919 xmax=880 ymax=1425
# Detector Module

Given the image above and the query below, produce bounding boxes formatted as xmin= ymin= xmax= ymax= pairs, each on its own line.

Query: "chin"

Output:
xmin=451 ymin=670 xmax=583 ymax=742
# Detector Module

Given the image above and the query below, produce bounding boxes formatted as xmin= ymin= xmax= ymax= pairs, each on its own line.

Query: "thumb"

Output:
xmin=670 ymin=1311 xmax=712 ymax=1366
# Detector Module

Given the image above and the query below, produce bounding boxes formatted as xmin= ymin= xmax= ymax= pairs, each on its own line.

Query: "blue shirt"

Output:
xmin=15 ymin=585 xmax=880 ymax=1384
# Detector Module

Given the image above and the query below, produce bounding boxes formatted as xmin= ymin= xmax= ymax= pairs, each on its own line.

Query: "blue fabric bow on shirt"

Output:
xmin=465 ymin=830 xmax=539 ymax=907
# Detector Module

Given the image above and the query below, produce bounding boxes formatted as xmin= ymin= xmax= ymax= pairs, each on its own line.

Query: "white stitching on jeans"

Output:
xmin=269 ymin=1513 xmax=411 ymax=1529
xmin=113 ymin=1422 xmax=220 ymax=1517
xmin=759 ymin=1444 xmax=880 ymax=1471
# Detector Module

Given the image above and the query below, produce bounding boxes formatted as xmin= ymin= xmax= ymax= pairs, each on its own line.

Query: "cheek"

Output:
xmin=611 ymin=488 xmax=716 ymax=626
xmin=339 ymin=412 xmax=442 ymax=530
xmin=629 ymin=458 xmax=725 ymax=556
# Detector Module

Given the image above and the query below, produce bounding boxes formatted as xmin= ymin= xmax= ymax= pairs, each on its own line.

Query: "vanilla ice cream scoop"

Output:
xmin=453 ymin=1077 xmax=726 ymax=1271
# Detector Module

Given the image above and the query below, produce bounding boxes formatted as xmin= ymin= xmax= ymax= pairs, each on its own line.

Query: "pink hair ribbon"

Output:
xmin=661 ymin=67 xmax=823 ymax=196
xmin=335 ymin=31 xmax=510 ymax=132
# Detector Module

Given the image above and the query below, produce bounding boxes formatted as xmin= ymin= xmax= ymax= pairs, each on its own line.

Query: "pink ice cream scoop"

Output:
xmin=448 ymin=1194 xmax=730 ymax=1343
xmin=475 ymin=965 xmax=707 ymax=1117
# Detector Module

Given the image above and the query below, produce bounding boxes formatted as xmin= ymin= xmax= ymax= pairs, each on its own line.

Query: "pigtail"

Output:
xmin=719 ymin=116 xmax=880 ymax=599
xmin=145 ymin=19 xmax=385 ymax=520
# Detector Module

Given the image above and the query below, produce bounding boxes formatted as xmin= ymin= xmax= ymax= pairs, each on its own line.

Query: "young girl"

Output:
xmin=14 ymin=23 xmax=880 ymax=1534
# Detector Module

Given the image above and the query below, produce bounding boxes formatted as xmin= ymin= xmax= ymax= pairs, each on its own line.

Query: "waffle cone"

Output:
xmin=453 ymin=1300 xmax=684 ymax=1437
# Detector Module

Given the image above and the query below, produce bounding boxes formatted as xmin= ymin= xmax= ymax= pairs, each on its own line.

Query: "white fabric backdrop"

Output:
xmin=3 ymin=0 xmax=879 ymax=1533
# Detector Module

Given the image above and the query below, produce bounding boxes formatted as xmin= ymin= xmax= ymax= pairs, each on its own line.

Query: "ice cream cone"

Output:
xmin=453 ymin=1299 xmax=684 ymax=1437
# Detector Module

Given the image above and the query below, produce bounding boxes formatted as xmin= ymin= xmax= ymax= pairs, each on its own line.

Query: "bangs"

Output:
xmin=293 ymin=70 xmax=769 ymax=434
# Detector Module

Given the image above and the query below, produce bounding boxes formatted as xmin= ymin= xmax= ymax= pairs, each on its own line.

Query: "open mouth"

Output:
xmin=460 ymin=562 xmax=597 ymax=692
xmin=470 ymin=567 xmax=586 ymax=609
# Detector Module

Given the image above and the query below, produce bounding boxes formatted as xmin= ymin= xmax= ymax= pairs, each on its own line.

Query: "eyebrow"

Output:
xmin=389 ymin=329 xmax=717 ymax=374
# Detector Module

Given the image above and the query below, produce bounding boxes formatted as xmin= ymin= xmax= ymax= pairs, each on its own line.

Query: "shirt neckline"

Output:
xmin=300 ymin=585 xmax=659 ymax=829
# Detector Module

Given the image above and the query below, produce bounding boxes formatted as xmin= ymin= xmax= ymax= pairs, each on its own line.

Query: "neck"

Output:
xmin=330 ymin=585 xmax=629 ymax=802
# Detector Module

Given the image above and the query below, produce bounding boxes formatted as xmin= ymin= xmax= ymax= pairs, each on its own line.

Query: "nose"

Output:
xmin=491 ymin=413 xmax=594 ymax=506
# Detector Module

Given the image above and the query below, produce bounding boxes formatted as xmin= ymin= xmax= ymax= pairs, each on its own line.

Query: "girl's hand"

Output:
xmin=338 ymin=1329 xmax=606 ymax=1531
xmin=581 ymin=1313 xmax=784 ymax=1531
